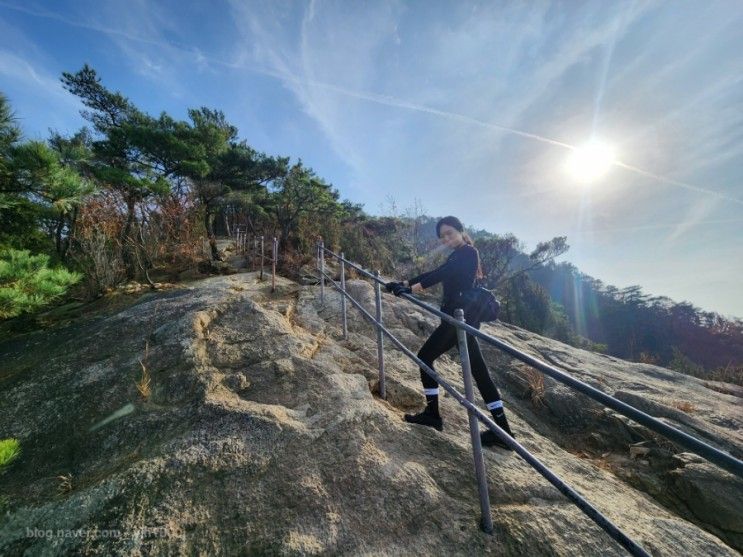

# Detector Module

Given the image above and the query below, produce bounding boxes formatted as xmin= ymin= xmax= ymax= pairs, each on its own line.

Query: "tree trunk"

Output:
xmin=121 ymin=196 xmax=137 ymax=280
xmin=55 ymin=217 xmax=64 ymax=259
xmin=61 ymin=206 xmax=78 ymax=261
xmin=203 ymin=204 xmax=221 ymax=261
xmin=223 ymin=210 xmax=231 ymax=238
xmin=136 ymin=223 xmax=156 ymax=289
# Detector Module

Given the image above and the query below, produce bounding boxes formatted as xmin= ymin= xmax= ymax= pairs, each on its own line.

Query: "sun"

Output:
xmin=565 ymin=140 xmax=616 ymax=183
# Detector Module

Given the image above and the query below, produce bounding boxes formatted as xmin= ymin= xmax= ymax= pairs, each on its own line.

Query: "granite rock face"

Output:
xmin=0 ymin=273 xmax=740 ymax=556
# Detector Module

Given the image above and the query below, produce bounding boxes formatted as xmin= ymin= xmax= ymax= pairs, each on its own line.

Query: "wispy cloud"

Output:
xmin=664 ymin=197 xmax=722 ymax=243
xmin=6 ymin=1 xmax=739 ymax=205
xmin=0 ymin=1 xmax=189 ymax=53
xmin=576 ymin=216 xmax=742 ymax=238
xmin=2 ymin=0 xmax=742 ymax=314
xmin=0 ymin=0 xmax=211 ymax=99
xmin=0 ymin=17 xmax=83 ymax=136
xmin=223 ymin=1 xmax=742 ymax=208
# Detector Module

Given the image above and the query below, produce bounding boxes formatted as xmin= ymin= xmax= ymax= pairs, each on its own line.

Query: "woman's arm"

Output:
xmin=405 ymin=270 xmax=432 ymax=288
xmin=406 ymin=257 xmax=455 ymax=288
xmin=412 ymin=247 xmax=477 ymax=290
xmin=406 ymin=246 xmax=477 ymax=291
xmin=411 ymin=259 xmax=455 ymax=289
xmin=404 ymin=271 xmax=431 ymax=293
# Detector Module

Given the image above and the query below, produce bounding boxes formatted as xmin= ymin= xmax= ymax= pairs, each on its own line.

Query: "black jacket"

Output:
xmin=407 ymin=243 xmax=479 ymax=316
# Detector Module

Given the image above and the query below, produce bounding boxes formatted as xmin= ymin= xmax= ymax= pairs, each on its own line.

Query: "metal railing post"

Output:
xmin=340 ymin=252 xmax=348 ymax=340
xmin=260 ymin=235 xmax=264 ymax=280
xmin=374 ymin=270 xmax=386 ymax=399
xmin=319 ymin=239 xmax=325 ymax=305
xmin=272 ymin=237 xmax=277 ymax=293
xmin=455 ymin=308 xmax=493 ymax=534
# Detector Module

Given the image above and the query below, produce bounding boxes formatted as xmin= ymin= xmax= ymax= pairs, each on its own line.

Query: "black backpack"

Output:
xmin=461 ymin=280 xmax=501 ymax=323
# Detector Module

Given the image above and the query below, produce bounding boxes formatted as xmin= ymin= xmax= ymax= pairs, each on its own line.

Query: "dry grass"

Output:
xmin=669 ymin=400 xmax=696 ymax=413
xmin=56 ymin=473 xmax=73 ymax=495
xmin=710 ymin=361 xmax=743 ymax=386
xmin=591 ymin=455 xmax=615 ymax=472
xmin=135 ymin=340 xmax=152 ymax=400
xmin=523 ymin=368 xmax=546 ymax=407
xmin=637 ymin=351 xmax=659 ymax=365
xmin=568 ymin=447 xmax=615 ymax=472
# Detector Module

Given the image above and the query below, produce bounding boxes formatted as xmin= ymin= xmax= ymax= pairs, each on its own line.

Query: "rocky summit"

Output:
xmin=1 ymin=271 xmax=741 ymax=555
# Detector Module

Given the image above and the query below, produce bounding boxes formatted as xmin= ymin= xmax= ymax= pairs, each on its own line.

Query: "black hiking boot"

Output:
xmin=404 ymin=409 xmax=443 ymax=431
xmin=480 ymin=429 xmax=515 ymax=451
xmin=481 ymin=412 xmax=516 ymax=450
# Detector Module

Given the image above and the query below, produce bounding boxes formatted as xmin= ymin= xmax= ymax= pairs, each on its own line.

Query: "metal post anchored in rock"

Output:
xmin=340 ymin=252 xmax=348 ymax=340
xmin=374 ymin=270 xmax=386 ymax=399
xmin=455 ymin=308 xmax=493 ymax=534
xmin=272 ymin=237 xmax=277 ymax=293
xmin=260 ymin=235 xmax=264 ymax=280
xmin=319 ymin=239 xmax=325 ymax=305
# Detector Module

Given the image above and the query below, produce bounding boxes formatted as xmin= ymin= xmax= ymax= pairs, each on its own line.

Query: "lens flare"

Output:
xmin=566 ymin=140 xmax=616 ymax=183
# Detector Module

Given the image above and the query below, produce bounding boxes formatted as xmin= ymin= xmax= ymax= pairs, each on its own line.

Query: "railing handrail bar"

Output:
xmin=238 ymin=243 xmax=277 ymax=263
xmin=318 ymin=244 xmax=743 ymax=479
xmin=318 ymin=265 xmax=650 ymax=557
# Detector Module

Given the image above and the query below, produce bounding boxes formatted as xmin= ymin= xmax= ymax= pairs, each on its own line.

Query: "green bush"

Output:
xmin=0 ymin=248 xmax=82 ymax=319
xmin=0 ymin=438 xmax=20 ymax=470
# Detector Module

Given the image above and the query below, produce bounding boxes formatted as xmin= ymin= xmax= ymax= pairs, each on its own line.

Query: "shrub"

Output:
xmin=0 ymin=438 xmax=20 ymax=470
xmin=0 ymin=249 xmax=81 ymax=319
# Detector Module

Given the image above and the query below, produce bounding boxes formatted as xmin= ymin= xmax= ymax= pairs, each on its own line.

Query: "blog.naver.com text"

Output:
xmin=25 ymin=526 xmax=183 ymax=541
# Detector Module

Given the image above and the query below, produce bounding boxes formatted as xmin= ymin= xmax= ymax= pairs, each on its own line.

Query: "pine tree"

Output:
xmin=0 ymin=248 xmax=81 ymax=319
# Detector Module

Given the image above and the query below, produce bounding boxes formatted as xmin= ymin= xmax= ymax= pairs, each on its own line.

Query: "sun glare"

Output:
xmin=565 ymin=140 xmax=616 ymax=184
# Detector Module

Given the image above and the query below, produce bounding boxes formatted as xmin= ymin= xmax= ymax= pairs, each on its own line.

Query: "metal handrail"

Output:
xmin=319 ymin=244 xmax=743 ymax=479
xmin=234 ymin=233 xmax=278 ymax=263
xmin=232 ymin=232 xmax=279 ymax=292
xmin=316 ymin=241 xmax=651 ymax=556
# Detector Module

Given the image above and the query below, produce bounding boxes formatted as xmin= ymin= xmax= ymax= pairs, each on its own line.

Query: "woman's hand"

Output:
xmin=384 ymin=281 xmax=401 ymax=293
xmin=386 ymin=280 xmax=422 ymax=295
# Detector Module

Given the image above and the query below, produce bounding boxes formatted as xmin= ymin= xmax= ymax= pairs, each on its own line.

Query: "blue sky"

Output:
xmin=1 ymin=0 xmax=742 ymax=318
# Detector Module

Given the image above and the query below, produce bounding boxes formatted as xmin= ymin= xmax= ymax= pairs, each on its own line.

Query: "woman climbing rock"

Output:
xmin=385 ymin=215 xmax=516 ymax=450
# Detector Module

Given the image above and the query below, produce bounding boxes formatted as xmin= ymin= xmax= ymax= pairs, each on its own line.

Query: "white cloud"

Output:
xmin=0 ymin=47 xmax=83 ymax=136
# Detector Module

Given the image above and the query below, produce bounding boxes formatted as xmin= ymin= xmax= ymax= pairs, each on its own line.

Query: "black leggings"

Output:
xmin=417 ymin=318 xmax=502 ymax=404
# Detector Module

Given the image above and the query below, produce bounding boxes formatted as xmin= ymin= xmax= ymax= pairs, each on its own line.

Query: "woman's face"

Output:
xmin=439 ymin=224 xmax=464 ymax=248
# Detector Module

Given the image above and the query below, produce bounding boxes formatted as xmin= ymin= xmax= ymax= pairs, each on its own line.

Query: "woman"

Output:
xmin=385 ymin=216 xmax=516 ymax=450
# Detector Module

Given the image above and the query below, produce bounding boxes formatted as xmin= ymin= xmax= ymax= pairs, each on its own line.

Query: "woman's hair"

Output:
xmin=436 ymin=216 xmax=484 ymax=281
